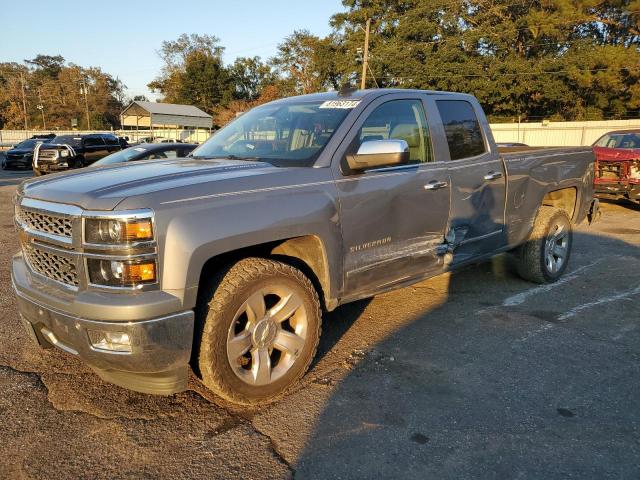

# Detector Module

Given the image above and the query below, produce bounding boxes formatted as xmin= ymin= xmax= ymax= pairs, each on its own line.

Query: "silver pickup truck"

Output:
xmin=12 ymin=89 xmax=599 ymax=405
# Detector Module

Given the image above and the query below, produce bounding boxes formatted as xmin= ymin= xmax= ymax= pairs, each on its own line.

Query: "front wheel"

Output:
xmin=514 ymin=206 xmax=573 ymax=284
xmin=196 ymin=257 xmax=322 ymax=405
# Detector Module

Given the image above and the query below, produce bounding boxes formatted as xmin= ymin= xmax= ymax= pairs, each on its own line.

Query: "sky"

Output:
xmin=0 ymin=0 xmax=345 ymax=99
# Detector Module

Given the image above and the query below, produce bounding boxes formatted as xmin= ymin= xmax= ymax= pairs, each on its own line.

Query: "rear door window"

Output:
xmin=436 ymin=100 xmax=486 ymax=160
xmin=83 ymin=136 xmax=105 ymax=148
xmin=103 ymin=135 xmax=120 ymax=146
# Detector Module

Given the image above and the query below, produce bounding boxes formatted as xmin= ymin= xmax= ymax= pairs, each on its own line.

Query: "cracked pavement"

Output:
xmin=0 ymin=167 xmax=639 ymax=479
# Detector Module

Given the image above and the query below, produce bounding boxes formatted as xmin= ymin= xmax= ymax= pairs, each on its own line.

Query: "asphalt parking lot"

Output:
xmin=0 ymin=165 xmax=639 ymax=479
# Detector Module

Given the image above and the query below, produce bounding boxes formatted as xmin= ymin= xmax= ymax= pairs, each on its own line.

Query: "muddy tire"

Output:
xmin=514 ymin=206 xmax=572 ymax=284
xmin=196 ymin=257 xmax=321 ymax=405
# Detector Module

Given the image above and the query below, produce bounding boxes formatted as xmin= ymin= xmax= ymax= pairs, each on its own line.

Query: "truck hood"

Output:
xmin=6 ymin=148 xmax=33 ymax=156
xmin=593 ymin=146 xmax=640 ymax=162
xmin=20 ymin=158 xmax=281 ymax=210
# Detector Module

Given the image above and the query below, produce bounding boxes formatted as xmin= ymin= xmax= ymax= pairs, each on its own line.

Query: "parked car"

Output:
xmin=136 ymin=136 xmax=167 ymax=144
xmin=592 ymin=129 xmax=640 ymax=203
xmin=33 ymin=133 xmax=126 ymax=175
xmin=91 ymin=143 xmax=197 ymax=167
xmin=2 ymin=137 xmax=53 ymax=170
xmin=12 ymin=89 xmax=599 ymax=405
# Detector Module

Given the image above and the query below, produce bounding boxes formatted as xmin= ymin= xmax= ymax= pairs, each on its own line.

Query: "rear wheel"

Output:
xmin=197 ymin=257 xmax=321 ymax=405
xmin=514 ymin=206 xmax=572 ymax=284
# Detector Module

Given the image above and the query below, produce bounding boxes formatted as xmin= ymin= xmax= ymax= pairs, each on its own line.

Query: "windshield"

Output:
xmin=594 ymin=133 xmax=640 ymax=149
xmin=50 ymin=135 xmax=83 ymax=148
xmin=14 ymin=139 xmax=39 ymax=149
xmin=191 ymin=100 xmax=358 ymax=166
xmin=93 ymin=147 xmax=145 ymax=166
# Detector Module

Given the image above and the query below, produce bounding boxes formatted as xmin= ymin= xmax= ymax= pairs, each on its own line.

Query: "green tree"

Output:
xmin=0 ymin=56 xmax=125 ymax=129
xmin=228 ymin=56 xmax=277 ymax=101
xmin=329 ymin=0 xmax=640 ymax=120
xmin=148 ymin=33 xmax=235 ymax=115
xmin=271 ymin=30 xmax=340 ymax=94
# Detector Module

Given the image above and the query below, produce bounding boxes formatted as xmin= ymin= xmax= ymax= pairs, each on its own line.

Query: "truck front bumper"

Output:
xmin=595 ymin=181 xmax=640 ymax=202
xmin=11 ymin=254 xmax=194 ymax=395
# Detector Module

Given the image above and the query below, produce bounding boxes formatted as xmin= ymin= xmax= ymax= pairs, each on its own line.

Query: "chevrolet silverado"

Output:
xmin=12 ymin=89 xmax=599 ymax=405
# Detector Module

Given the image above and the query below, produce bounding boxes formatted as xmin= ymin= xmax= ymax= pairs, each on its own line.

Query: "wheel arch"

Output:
xmin=195 ymin=235 xmax=336 ymax=312
xmin=540 ymin=186 xmax=578 ymax=221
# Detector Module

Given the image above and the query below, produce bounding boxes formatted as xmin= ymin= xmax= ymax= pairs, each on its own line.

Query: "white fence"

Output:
xmin=3 ymin=119 xmax=640 ymax=148
xmin=489 ymin=119 xmax=640 ymax=146
xmin=0 ymin=128 xmax=212 ymax=147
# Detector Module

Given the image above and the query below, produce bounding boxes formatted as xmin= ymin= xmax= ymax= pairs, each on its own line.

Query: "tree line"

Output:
xmin=0 ymin=55 xmax=126 ymax=130
xmin=150 ymin=1 xmax=639 ymax=124
xmin=1 ymin=0 xmax=638 ymax=130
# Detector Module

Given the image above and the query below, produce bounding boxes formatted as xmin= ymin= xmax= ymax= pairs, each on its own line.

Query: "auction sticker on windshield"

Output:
xmin=319 ymin=100 xmax=361 ymax=109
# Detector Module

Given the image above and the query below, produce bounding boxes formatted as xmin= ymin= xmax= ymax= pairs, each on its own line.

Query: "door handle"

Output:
xmin=483 ymin=171 xmax=503 ymax=181
xmin=424 ymin=180 xmax=448 ymax=191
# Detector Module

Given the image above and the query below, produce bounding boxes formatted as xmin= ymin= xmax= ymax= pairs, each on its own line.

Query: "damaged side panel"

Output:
xmin=335 ymin=165 xmax=451 ymax=297
xmin=502 ymin=148 xmax=594 ymax=246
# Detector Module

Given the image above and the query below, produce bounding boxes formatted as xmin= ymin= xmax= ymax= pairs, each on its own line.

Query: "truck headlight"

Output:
xmin=87 ymin=259 xmax=157 ymax=287
xmin=85 ymin=217 xmax=153 ymax=244
xmin=60 ymin=150 xmax=69 ymax=158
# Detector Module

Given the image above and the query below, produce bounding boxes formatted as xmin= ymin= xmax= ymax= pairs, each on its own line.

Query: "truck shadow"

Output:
xmin=314 ymin=298 xmax=371 ymax=366
xmin=599 ymin=197 xmax=640 ymax=212
xmin=293 ymin=226 xmax=640 ymax=478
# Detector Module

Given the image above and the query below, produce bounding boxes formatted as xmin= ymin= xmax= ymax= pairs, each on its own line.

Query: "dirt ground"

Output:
xmin=1 ymin=167 xmax=639 ymax=479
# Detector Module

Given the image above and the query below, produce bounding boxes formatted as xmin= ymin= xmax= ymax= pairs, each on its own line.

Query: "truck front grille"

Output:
xmin=21 ymin=243 xmax=79 ymax=287
xmin=16 ymin=206 xmax=73 ymax=238
xmin=37 ymin=149 xmax=59 ymax=161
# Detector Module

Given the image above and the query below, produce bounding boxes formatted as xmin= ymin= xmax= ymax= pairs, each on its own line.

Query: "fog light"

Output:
xmin=87 ymin=330 xmax=132 ymax=352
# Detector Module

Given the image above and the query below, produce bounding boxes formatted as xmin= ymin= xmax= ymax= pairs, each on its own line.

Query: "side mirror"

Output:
xmin=346 ymin=139 xmax=410 ymax=172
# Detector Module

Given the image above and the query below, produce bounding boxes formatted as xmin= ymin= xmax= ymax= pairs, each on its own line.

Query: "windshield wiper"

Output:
xmin=192 ymin=154 xmax=260 ymax=161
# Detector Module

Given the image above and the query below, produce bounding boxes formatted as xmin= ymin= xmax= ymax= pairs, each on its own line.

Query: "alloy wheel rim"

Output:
xmin=226 ymin=284 xmax=308 ymax=386
xmin=544 ymin=221 xmax=569 ymax=274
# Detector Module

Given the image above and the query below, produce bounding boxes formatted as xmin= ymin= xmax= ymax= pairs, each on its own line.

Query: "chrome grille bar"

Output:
xmin=21 ymin=242 xmax=80 ymax=289
xmin=16 ymin=198 xmax=83 ymax=289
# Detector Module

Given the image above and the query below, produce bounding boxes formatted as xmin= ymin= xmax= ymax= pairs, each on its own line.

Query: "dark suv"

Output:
xmin=3 ymin=137 xmax=54 ymax=170
xmin=33 ymin=133 xmax=126 ymax=175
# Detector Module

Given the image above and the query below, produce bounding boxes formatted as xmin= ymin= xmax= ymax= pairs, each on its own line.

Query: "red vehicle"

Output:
xmin=593 ymin=129 xmax=640 ymax=203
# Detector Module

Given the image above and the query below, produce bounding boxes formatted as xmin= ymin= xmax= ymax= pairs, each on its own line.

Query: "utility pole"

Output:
xmin=81 ymin=77 xmax=91 ymax=130
xmin=19 ymin=72 xmax=29 ymax=130
xmin=37 ymin=89 xmax=46 ymax=130
xmin=360 ymin=18 xmax=371 ymax=90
